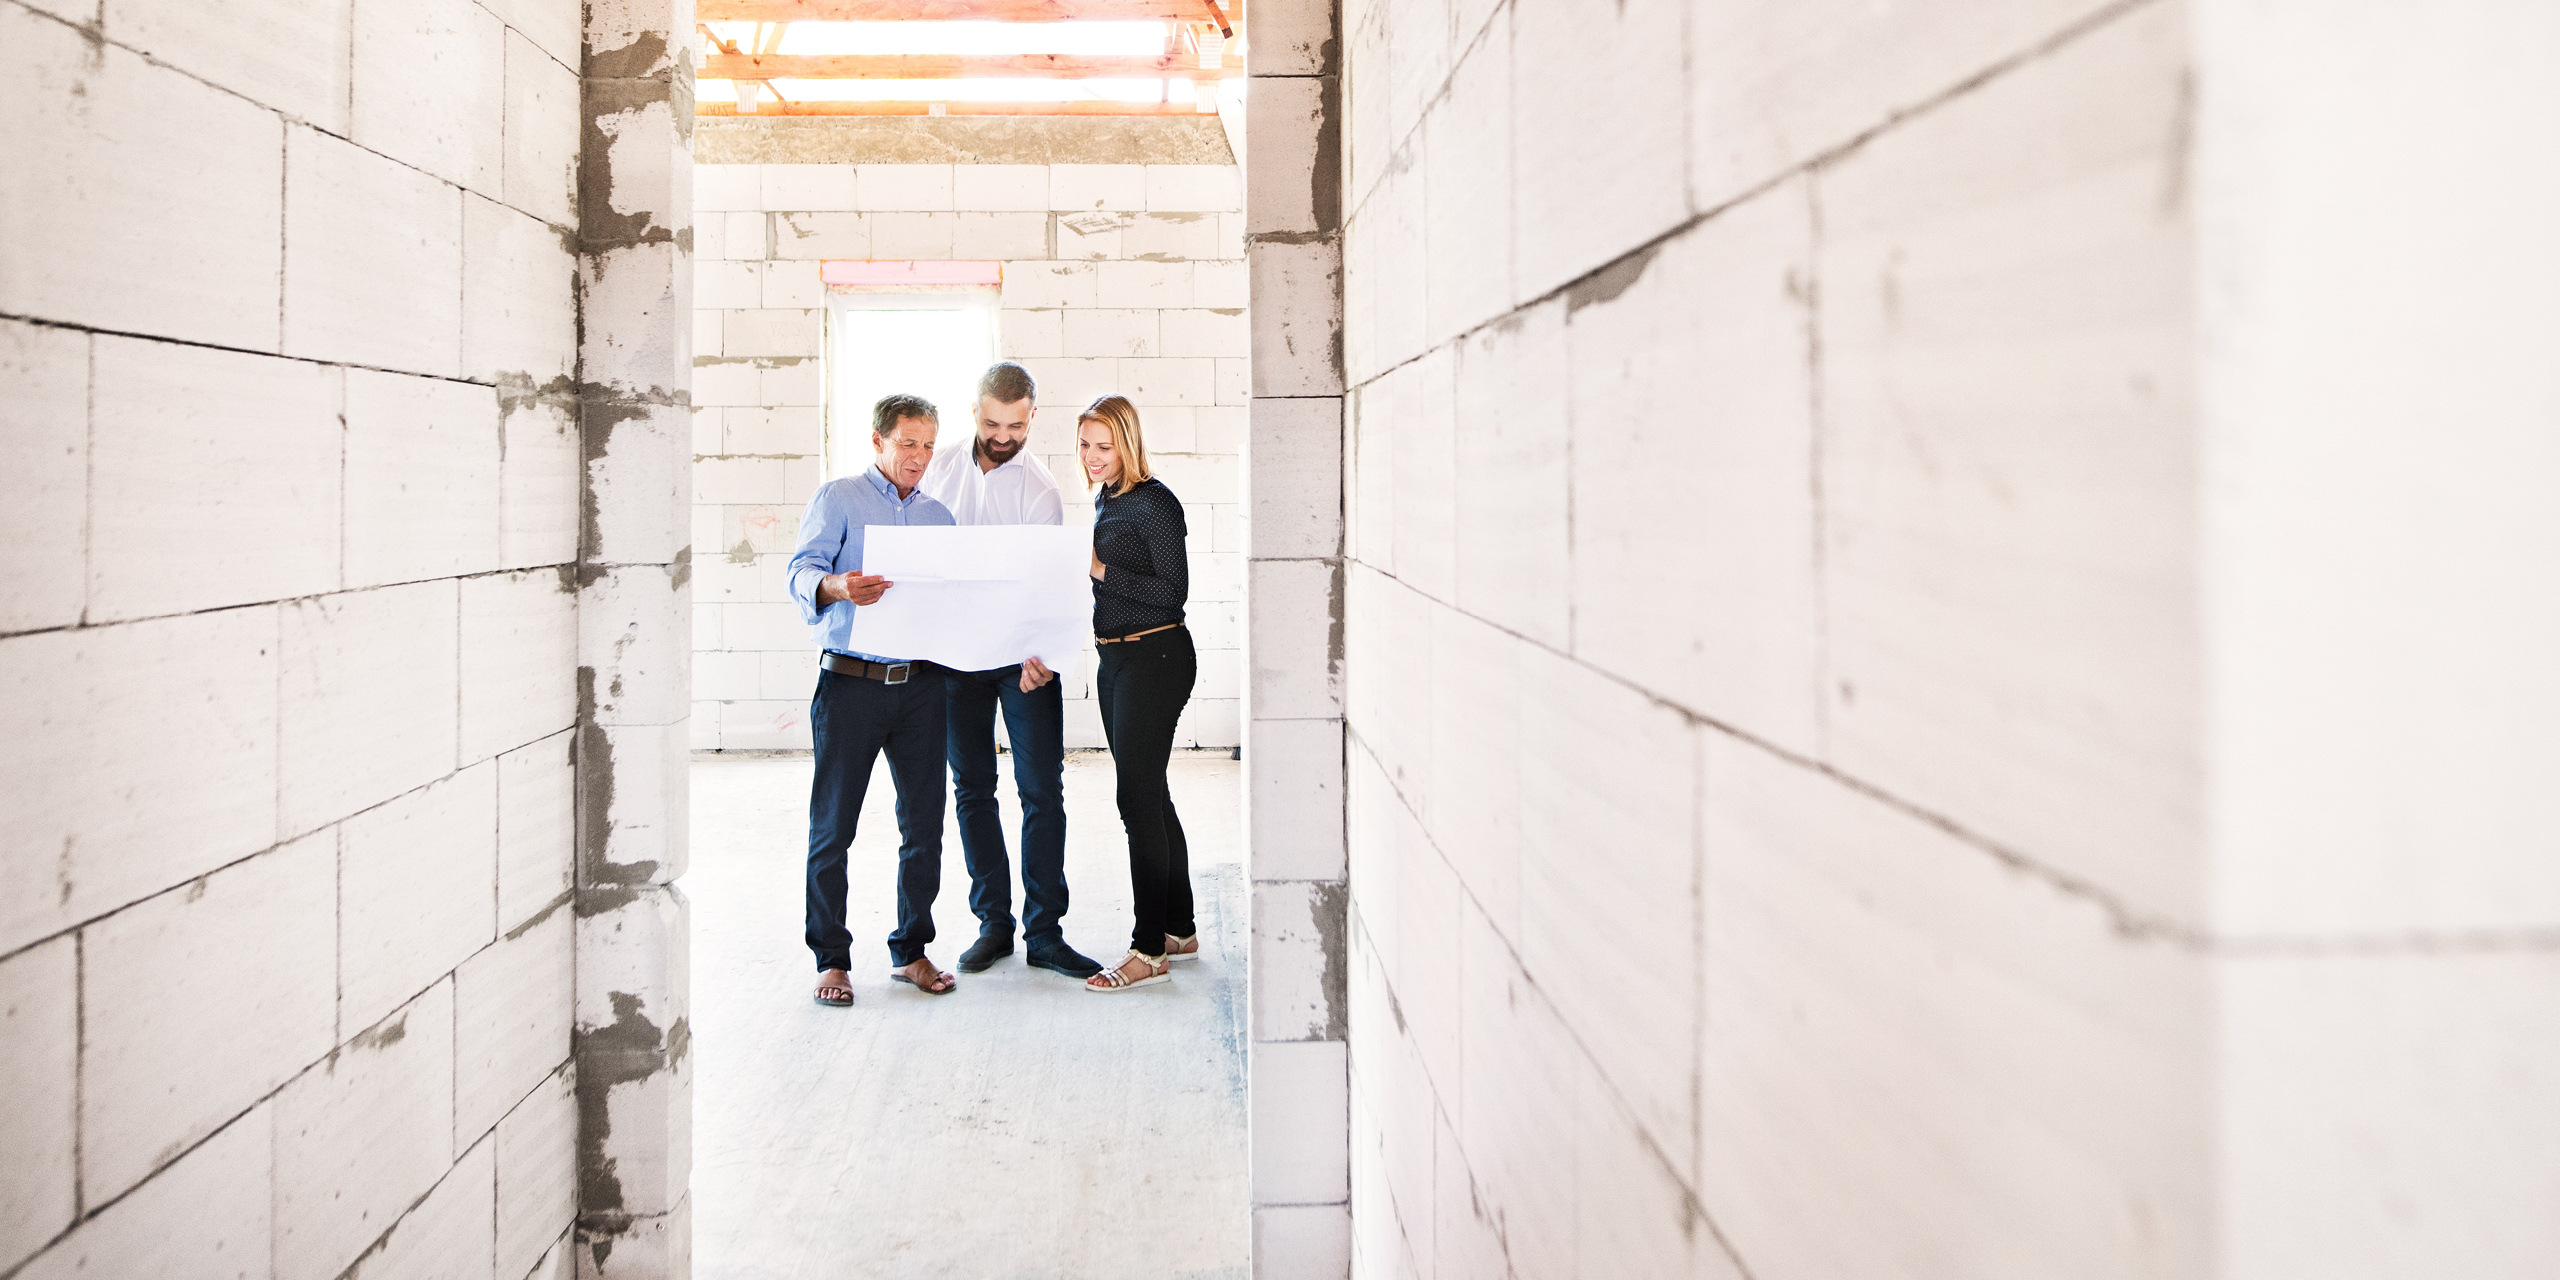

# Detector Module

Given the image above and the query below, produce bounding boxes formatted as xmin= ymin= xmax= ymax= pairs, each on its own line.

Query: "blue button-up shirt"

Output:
xmin=786 ymin=466 xmax=956 ymax=662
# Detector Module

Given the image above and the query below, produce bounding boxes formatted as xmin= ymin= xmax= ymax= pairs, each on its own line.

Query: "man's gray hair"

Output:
xmin=871 ymin=393 xmax=938 ymax=438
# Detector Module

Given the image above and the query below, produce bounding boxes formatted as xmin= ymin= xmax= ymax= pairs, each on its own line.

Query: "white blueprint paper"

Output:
xmin=846 ymin=524 xmax=1089 ymax=673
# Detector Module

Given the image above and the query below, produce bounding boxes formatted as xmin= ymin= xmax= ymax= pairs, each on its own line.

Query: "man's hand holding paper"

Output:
xmin=846 ymin=524 xmax=1090 ymax=674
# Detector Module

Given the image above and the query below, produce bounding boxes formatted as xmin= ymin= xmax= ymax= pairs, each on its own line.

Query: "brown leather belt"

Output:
xmin=820 ymin=652 xmax=920 ymax=683
xmin=1095 ymin=623 xmax=1184 ymax=645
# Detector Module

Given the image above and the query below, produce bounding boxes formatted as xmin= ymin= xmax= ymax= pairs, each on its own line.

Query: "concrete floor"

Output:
xmin=687 ymin=749 xmax=1249 ymax=1280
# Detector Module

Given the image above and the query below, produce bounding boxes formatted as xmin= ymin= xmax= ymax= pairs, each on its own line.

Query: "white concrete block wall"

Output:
xmin=1321 ymin=0 xmax=2560 ymax=1278
xmin=0 ymin=1 xmax=587 ymax=1276
xmin=690 ymin=155 xmax=1248 ymax=752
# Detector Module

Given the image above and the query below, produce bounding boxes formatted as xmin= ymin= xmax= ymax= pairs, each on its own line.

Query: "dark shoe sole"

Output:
xmin=1026 ymin=952 xmax=1103 ymax=980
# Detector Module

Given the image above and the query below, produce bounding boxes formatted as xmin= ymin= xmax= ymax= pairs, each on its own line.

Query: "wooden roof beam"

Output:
xmin=699 ymin=0 xmax=1243 ymax=22
xmin=701 ymin=51 xmax=1240 ymax=78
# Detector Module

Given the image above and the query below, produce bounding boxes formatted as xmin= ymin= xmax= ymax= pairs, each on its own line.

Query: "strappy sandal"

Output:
xmin=1165 ymin=933 xmax=1201 ymax=963
xmin=1084 ymin=950 xmax=1170 ymax=993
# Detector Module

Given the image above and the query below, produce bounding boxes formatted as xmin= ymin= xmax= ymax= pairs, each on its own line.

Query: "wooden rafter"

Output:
xmin=699 ymin=0 xmax=1244 ymax=22
xmin=701 ymin=51 xmax=1239 ymax=78
xmin=697 ymin=99 xmax=1214 ymax=115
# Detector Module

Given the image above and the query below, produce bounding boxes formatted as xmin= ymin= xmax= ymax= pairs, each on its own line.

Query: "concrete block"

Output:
xmin=12 ymin=1103 xmax=271 ymax=1280
xmin=2220 ymin=950 xmax=2560 ymax=1277
xmin=1001 ymin=308 xmax=1064 ymax=359
xmin=281 ymin=583 xmax=461 ymax=836
xmin=461 ymin=569 xmax=579 ymax=763
xmin=1817 ymin=4 xmax=2199 ymax=924
xmin=773 ymin=210 xmax=868 ymax=259
xmin=456 ymin=907 xmax=572 ymax=1145
xmin=1064 ymin=309 xmax=1161 ymax=358
xmin=1175 ymin=697 xmax=1240 ymax=749
xmin=1246 ymin=78 xmax=1332 ymax=236
xmin=858 ymin=163 xmax=956 ymax=211
xmin=501 ymin=392 xmax=581 ymax=569
xmin=1252 ymin=1204 xmax=1351 ymax=1280
xmin=1515 ymin=646 xmax=1698 ymax=1179
xmin=1003 ymin=261 xmax=1098 ymax=309
xmin=482 ymin=0 xmax=579 ymax=68
xmin=1253 ymin=881 xmax=1345 ymax=1042
xmin=1345 ymin=378 xmax=1392 ymax=574
xmin=724 ymin=405 xmax=825 ymax=456
xmin=80 ymin=833 xmax=335 ymax=1204
xmin=1013 ymin=357 xmax=1117 ymax=409
xmin=1122 ymin=357 xmax=1217 ymax=406
xmin=1252 ymin=1040 xmax=1349 ymax=1203
xmin=115 ymin=0 xmax=350 ymax=131
xmin=285 ymin=126 xmax=465 ymax=376
xmin=693 ymin=212 xmax=728 ymax=262
xmin=1364 ymin=160 xmax=1429 ymax=376
xmin=694 ymin=603 xmax=723 ymax=651
xmin=1051 ymin=164 xmax=1149 ymax=211
xmin=498 ymin=730 xmax=575 ymax=932
xmin=1432 ymin=1111 xmax=1506 ymax=1280
xmin=1220 ymin=211 xmax=1248 ymax=258
xmin=1248 ymin=558 xmax=1344 ymax=718
xmin=1056 ymin=210 xmax=1126 ymax=260
xmin=573 ymin=885 xmax=693 ymax=1218
xmin=583 ymin=563 xmax=694 ymax=727
xmin=1454 ymin=899 xmax=1577 ymax=1280
xmin=693 ymin=649 xmax=760 ymax=697
xmin=1250 ymin=238 xmax=1344 ymax=397
xmin=1151 ymin=452 xmax=1241 ymax=504
xmin=0 ymin=936 xmax=75 ymax=1271
xmin=495 ymin=1065 xmax=577 ymax=1280
xmin=1508 ymin=0 xmax=1686 ymax=298
xmin=1161 ymin=308 xmax=1252 ymax=358
xmin=0 ymin=320 xmax=84 ymax=634
xmin=1566 ymin=179 xmax=1822 ymax=755
xmin=760 ymin=165 xmax=859 ymax=212
xmin=352 ymin=0 xmax=502 ymax=191
xmin=0 ymin=14 xmax=282 ymax=349
xmin=345 ymin=370 xmax=504 ymax=588
xmin=725 ymin=211 xmax=771 ymax=259
xmin=1388 ymin=346 xmax=1455 ymax=601
xmin=696 ymin=261 xmax=761 ymax=310
xmin=580 ymin=399 xmax=692 ymax=567
xmin=719 ymin=699 xmax=814 ymax=750
xmin=344 ymin=1135 xmax=494 ymax=1280
xmin=719 ymin=600 xmax=811 ymax=650
xmin=1423 ymin=24 xmax=1511 ymax=343
xmin=1122 ymin=212 xmax=1227 ymax=262
xmin=1451 ymin=298 xmax=1568 ymax=649
xmin=762 ymin=360 xmax=826 ymax=408
xmin=0 ymin=609 xmax=281 ymax=956
xmin=342 ymin=764 xmax=500 ymax=1035
xmin=694 ymin=165 xmax=761 ymax=212
xmin=585 ymin=720 xmax=693 ymax=886
xmin=1098 ymin=261 xmax=1195 ymax=308
xmin=954 ymin=211 xmax=1051 ymax=260
xmin=693 ymin=310 xmax=725 ymax=362
xmin=761 ymin=260 xmax=826 ymax=309
xmin=723 ymin=309 xmax=824 ymax=359
xmin=1194 ymin=259 xmax=1249 ymax=308
xmin=577 ymin=240 xmax=687 ymax=406
xmin=1576 ymin=1082 xmax=1735 ymax=1279
xmin=1424 ymin=607 xmax=1521 ymax=939
xmin=465 ymin=196 xmax=579 ymax=383
xmin=1699 ymin=731 xmax=2209 ymax=1278
xmin=502 ymin=28 xmax=578 ymax=226
xmin=1147 ymin=165 xmax=1243 ymax=212
xmin=953 ymin=164 xmax=1049 ymax=211
xmin=758 ymin=650 xmax=814 ymax=700
xmin=275 ymin=983 xmax=458 ymax=1280
xmin=869 ymin=211 xmax=959 ymax=259
xmin=87 ymin=338 xmax=340 ymax=622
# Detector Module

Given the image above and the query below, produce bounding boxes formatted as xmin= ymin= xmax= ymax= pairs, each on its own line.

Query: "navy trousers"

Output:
xmin=806 ymin=663 xmax=949 ymax=971
xmin=944 ymin=664 xmax=1070 ymax=945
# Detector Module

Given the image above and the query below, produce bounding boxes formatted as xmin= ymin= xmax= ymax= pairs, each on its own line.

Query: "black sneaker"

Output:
xmin=1025 ymin=941 xmax=1102 ymax=979
xmin=957 ymin=932 xmax=1014 ymax=973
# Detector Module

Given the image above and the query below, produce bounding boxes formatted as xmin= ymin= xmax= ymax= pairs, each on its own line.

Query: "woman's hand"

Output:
xmin=1020 ymin=657 xmax=1056 ymax=693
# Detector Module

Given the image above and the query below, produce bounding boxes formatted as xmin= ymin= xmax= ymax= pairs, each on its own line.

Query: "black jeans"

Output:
xmin=945 ymin=664 xmax=1069 ymax=945
xmin=1095 ymin=627 xmax=1197 ymax=956
xmin=806 ymin=663 xmax=949 ymax=970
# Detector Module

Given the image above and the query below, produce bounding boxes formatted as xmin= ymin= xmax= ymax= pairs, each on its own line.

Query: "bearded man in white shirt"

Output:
xmin=916 ymin=362 xmax=1101 ymax=980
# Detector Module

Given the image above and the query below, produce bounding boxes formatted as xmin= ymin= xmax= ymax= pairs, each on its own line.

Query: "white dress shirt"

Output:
xmin=919 ymin=438 xmax=1065 ymax=527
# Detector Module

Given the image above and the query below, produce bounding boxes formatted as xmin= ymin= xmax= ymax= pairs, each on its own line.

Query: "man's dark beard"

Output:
xmin=976 ymin=435 xmax=1025 ymax=466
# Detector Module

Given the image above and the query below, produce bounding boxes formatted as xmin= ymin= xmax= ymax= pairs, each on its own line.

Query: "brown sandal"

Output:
xmin=1084 ymin=951 xmax=1170 ymax=993
xmin=890 ymin=957 xmax=957 ymax=994
xmin=813 ymin=969 xmax=854 ymax=1007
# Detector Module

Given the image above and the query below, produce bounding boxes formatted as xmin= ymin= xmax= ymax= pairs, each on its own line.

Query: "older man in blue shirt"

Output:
xmin=788 ymin=393 xmax=959 ymax=1004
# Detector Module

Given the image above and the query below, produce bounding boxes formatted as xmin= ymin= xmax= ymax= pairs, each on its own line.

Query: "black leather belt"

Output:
xmin=820 ymin=652 xmax=918 ymax=684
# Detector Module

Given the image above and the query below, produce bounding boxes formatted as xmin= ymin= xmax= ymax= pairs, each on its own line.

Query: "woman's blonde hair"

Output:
xmin=1076 ymin=395 xmax=1152 ymax=496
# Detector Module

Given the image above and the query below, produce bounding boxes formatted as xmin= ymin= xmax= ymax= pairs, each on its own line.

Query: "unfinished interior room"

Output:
xmin=5 ymin=0 xmax=2558 ymax=1277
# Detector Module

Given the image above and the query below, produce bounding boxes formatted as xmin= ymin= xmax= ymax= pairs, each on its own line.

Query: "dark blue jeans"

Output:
xmin=945 ymin=664 xmax=1070 ymax=945
xmin=806 ymin=663 xmax=949 ymax=970
xmin=1096 ymin=627 xmax=1197 ymax=956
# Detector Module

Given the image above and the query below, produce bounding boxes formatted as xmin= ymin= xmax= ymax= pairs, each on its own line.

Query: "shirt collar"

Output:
xmin=861 ymin=464 xmax=917 ymax=503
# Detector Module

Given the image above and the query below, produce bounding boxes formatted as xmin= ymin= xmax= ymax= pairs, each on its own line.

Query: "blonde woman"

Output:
xmin=1075 ymin=396 xmax=1199 ymax=993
